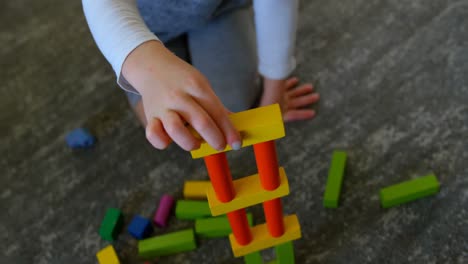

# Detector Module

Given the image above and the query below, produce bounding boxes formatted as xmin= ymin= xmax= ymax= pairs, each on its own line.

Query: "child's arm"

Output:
xmin=82 ymin=0 xmax=242 ymax=151
xmin=254 ymin=0 xmax=318 ymax=121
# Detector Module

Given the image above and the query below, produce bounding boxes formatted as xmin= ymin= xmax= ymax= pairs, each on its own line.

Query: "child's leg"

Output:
xmin=187 ymin=6 xmax=260 ymax=113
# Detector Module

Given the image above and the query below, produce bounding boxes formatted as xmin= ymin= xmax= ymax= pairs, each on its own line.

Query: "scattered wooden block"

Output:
xmin=323 ymin=151 xmax=347 ymax=208
xmin=128 ymin=215 xmax=153 ymax=240
xmin=190 ymin=104 xmax=285 ymax=158
xmin=138 ymin=229 xmax=197 ymax=258
xmin=195 ymin=213 xmax=254 ymax=238
xmin=244 ymin=251 xmax=263 ymax=264
xmin=154 ymin=194 xmax=175 ymax=227
xmin=207 ymin=167 xmax=289 ymax=216
xmin=96 ymin=245 xmax=120 ymax=264
xmin=175 ymin=200 xmax=212 ymax=220
xmin=99 ymin=208 xmax=123 ymax=241
xmin=183 ymin=181 xmax=211 ymax=200
xmin=275 ymin=241 xmax=295 ymax=264
xmin=380 ymin=173 xmax=440 ymax=208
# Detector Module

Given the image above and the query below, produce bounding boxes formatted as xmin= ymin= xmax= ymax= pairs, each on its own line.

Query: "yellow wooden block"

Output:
xmin=190 ymin=104 xmax=285 ymax=159
xmin=96 ymin=245 xmax=120 ymax=264
xmin=183 ymin=181 xmax=211 ymax=200
xmin=207 ymin=167 xmax=289 ymax=216
xmin=229 ymin=214 xmax=301 ymax=257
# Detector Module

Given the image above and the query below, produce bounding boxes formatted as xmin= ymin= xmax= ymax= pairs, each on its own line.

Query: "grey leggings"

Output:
xmin=126 ymin=5 xmax=261 ymax=112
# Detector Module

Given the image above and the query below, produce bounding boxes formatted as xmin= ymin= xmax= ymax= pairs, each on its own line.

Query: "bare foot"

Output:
xmin=259 ymin=77 xmax=320 ymax=122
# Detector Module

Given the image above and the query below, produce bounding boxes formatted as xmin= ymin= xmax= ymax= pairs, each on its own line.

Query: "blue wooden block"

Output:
xmin=128 ymin=215 xmax=153 ymax=240
xmin=65 ymin=128 xmax=96 ymax=148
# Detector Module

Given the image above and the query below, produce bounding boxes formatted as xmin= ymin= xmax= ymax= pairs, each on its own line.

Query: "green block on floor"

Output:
xmin=275 ymin=241 xmax=295 ymax=264
xmin=175 ymin=200 xmax=212 ymax=220
xmin=195 ymin=213 xmax=254 ymax=238
xmin=323 ymin=150 xmax=347 ymax=208
xmin=138 ymin=228 xmax=196 ymax=258
xmin=244 ymin=251 xmax=262 ymax=264
xmin=98 ymin=208 xmax=123 ymax=241
xmin=380 ymin=173 xmax=440 ymax=208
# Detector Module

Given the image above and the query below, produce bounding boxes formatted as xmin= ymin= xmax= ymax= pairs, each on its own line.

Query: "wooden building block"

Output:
xmin=175 ymin=200 xmax=212 ymax=220
xmin=183 ymin=181 xmax=211 ymax=200
xmin=96 ymin=245 xmax=120 ymax=264
xmin=207 ymin=167 xmax=289 ymax=216
xmin=380 ymin=174 xmax=440 ymax=208
xmin=138 ymin=229 xmax=197 ymax=258
xmin=323 ymin=151 xmax=347 ymax=208
xmin=275 ymin=241 xmax=295 ymax=264
xmin=244 ymin=251 xmax=263 ymax=264
xmin=195 ymin=213 xmax=254 ymax=238
xmin=153 ymin=194 xmax=175 ymax=227
xmin=229 ymin=215 xmax=301 ymax=257
xmin=99 ymin=208 xmax=123 ymax=241
xmin=128 ymin=215 xmax=153 ymax=240
xmin=190 ymin=104 xmax=285 ymax=159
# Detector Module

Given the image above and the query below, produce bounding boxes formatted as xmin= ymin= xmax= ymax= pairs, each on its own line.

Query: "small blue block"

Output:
xmin=65 ymin=128 xmax=96 ymax=148
xmin=128 ymin=215 xmax=153 ymax=240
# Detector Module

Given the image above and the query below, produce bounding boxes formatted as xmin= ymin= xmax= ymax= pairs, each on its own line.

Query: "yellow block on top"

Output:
xmin=96 ymin=245 xmax=120 ymax=264
xmin=229 ymin=214 xmax=302 ymax=257
xmin=190 ymin=104 xmax=285 ymax=159
xmin=183 ymin=181 xmax=211 ymax=200
xmin=207 ymin=167 xmax=289 ymax=216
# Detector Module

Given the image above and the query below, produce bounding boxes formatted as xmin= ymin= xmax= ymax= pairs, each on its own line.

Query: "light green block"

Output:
xmin=323 ymin=151 xmax=347 ymax=208
xmin=175 ymin=200 xmax=212 ymax=220
xmin=244 ymin=251 xmax=262 ymax=264
xmin=195 ymin=213 xmax=254 ymax=238
xmin=380 ymin=174 xmax=440 ymax=208
xmin=98 ymin=208 xmax=123 ymax=241
xmin=138 ymin=229 xmax=196 ymax=258
xmin=275 ymin=241 xmax=295 ymax=264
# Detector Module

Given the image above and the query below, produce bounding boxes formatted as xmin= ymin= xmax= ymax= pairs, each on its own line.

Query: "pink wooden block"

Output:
xmin=153 ymin=194 xmax=175 ymax=227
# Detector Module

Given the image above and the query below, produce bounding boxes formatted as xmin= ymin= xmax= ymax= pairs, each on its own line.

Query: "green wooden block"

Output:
xmin=98 ymin=208 xmax=123 ymax=241
xmin=175 ymin=200 xmax=212 ymax=220
xmin=138 ymin=228 xmax=196 ymax=258
xmin=244 ymin=251 xmax=263 ymax=264
xmin=380 ymin=174 xmax=440 ymax=208
xmin=274 ymin=241 xmax=295 ymax=264
xmin=323 ymin=151 xmax=347 ymax=208
xmin=195 ymin=213 xmax=254 ymax=238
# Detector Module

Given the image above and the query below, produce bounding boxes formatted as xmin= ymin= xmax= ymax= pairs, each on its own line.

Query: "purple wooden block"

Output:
xmin=153 ymin=194 xmax=175 ymax=227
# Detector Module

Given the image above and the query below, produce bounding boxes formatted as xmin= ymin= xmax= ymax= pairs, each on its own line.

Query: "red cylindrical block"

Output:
xmin=263 ymin=198 xmax=285 ymax=237
xmin=253 ymin=141 xmax=280 ymax=190
xmin=204 ymin=153 xmax=236 ymax=202
xmin=227 ymin=208 xmax=253 ymax=245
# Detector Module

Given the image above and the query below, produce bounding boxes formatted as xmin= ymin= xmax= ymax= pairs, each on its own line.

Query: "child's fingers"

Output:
xmin=283 ymin=109 xmax=316 ymax=122
xmin=161 ymin=110 xmax=201 ymax=151
xmin=177 ymin=96 xmax=226 ymax=151
xmin=145 ymin=118 xmax=172 ymax=149
xmin=194 ymin=96 xmax=242 ymax=151
xmin=289 ymin=93 xmax=320 ymax=108
xmin=288 ymin=84 xmax=315 ymax=97
xmin=285 ymin=77 xmax=299 ymax=89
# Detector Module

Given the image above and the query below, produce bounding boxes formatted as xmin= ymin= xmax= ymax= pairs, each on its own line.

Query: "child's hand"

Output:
xmin=122 ymin=41 xmax=242 ymax=151
xmin=259 ymin=77 xmax=320 ymax=121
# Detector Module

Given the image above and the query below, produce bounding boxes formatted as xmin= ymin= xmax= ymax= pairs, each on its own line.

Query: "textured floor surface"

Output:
xmin=1 ymin=0 xmax=467 ymax=263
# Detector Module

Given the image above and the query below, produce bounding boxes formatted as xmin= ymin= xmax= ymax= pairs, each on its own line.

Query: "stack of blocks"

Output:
xmin=189 ymin=104 xmax=300 ymax=263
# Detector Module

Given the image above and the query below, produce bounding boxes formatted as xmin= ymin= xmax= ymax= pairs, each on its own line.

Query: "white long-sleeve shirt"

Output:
xmin=82 ymin=0 xmax=298 ymax=91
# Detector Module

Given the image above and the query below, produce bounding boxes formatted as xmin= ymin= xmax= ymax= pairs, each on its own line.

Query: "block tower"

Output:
xmin=190 ymin=104 xmax=301 ymax=261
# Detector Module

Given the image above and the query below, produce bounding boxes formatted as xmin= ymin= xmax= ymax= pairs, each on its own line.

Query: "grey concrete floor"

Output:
xmin=1 ymin=0 xmax=468 ymax=263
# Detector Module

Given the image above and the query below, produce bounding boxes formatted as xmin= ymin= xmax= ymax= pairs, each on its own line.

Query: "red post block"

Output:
xmin=253 ymin=141 xmax=280 ymax=190
xmin=204 ymin=153 xmax=236 ymax=202
xmin=227 ymin=208 xmax=253 ymax=245
xmin=263 ymin=198 xmax=285 ymax=237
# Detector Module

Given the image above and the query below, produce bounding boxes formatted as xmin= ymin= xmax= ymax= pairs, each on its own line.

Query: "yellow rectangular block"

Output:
xmin=190 ymin=104 xmax=285 ymax=159
xmin=183 ymin=181 xmax=211 ymax=200
xmin=229 ymin=214 xmax=301 ymax=257
xmin=207 ymin=167 xmax=289 ymax=216
xmin=96 ymin=245 xmax=120 ymax=264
